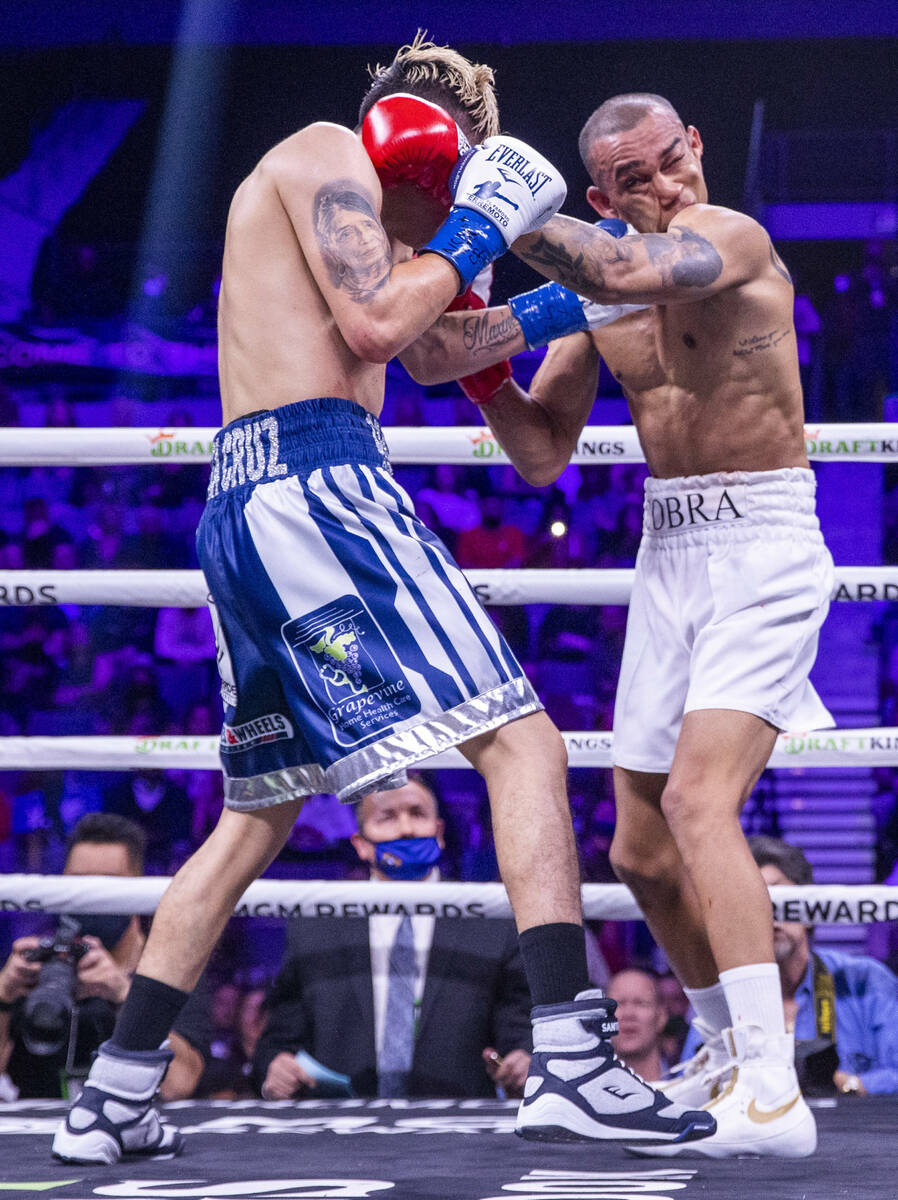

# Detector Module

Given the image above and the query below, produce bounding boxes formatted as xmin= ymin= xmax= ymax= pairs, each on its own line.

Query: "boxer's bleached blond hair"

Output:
xmin=359 ymin=31 xmax=499 ymax=142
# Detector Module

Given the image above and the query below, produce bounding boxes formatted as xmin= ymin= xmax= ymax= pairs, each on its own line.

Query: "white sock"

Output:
xmin=683 ymin=981 xmax=731 ymax=1038
xmin=719 ymin=962 xmax=785 ymax=1037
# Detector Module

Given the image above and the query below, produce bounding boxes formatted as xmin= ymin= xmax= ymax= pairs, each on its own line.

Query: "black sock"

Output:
xmin=518 ymin=922 xmax=591 ymax=1007
xmin=112 ymin=974 xmax=191 ymax=1052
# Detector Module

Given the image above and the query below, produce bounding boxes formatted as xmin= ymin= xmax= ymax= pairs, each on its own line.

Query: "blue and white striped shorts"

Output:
xmin=197 ymin=397 xmax=542 ymax=808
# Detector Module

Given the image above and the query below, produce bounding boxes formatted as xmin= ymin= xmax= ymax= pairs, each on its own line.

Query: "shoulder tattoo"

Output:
xmin=767 ymin=236 xmax=793 ymax=285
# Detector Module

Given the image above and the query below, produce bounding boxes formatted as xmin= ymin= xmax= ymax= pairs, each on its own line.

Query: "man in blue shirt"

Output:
xmin=679 ymin=836 xmax=898 ymax=1095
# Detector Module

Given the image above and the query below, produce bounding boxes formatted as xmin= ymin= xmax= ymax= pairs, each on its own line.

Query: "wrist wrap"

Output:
xmin=508 ymin=282 xmax=588 ymax=349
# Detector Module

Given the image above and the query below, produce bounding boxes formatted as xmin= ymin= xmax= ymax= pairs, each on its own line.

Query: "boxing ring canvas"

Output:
xmin=1 ymin=1097 xmax=896 ymax=1199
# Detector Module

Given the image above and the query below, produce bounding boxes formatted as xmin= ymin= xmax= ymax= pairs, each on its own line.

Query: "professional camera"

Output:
xmin=20 ymin=915 xmax=89 ymax=1056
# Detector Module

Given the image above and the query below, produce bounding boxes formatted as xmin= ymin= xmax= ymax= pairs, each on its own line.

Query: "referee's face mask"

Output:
xmin=352 ymin=781 xmax=445 ymax=881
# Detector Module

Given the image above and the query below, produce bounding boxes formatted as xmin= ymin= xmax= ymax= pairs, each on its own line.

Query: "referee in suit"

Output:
xmin=253 ymin=774 xmax=532 ymax=1099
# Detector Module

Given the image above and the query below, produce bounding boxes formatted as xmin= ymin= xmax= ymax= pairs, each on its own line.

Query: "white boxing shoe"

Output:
xmin=628 ymin=1025 xmax=816 ymax=1159
xmin=655 ymin=1019 xmax=733 ymax=1108
xmin=52 ymin=1040 xmax=184 ymax=1165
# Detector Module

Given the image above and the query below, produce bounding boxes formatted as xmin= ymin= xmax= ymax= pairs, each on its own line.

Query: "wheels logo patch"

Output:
xmin=283 ymin=597 xmax=420 ymax=747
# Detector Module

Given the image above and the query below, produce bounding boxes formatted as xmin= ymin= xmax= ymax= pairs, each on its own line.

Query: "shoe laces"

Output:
xmin=698 ymin=1051 xmax=738 ymax=1094
xmin=579 ymin=1018 xmax=654 ymax=1092
xmin=666 ymin=1046 xmax=710 ymax=1080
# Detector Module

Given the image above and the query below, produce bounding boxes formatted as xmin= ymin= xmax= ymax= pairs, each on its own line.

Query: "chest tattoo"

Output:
xmin=733 ymin=328 xmax=791 ymax=357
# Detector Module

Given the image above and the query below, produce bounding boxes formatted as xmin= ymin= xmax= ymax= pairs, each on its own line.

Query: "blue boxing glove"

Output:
xmin=421 ymin=135 xmax=566 ymax=293
xmin=508 ymin=218 xmax=645 ymax=348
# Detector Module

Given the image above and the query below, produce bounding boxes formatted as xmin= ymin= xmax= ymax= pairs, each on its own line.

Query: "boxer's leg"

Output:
xmin=136 ymin=799 xmax=305 ymax=992
xmin=462 ymin=713 xmax=715 ymax=1145
xmin=610 ymin=766 xmax=719 ymax=989
xmin=634 ymin=708 xmax=815 ymax=1159
xmin=53 ymin=799 xmax=304 ymax=1164
xmin=661 ymin=709 xmax=778 ymax=976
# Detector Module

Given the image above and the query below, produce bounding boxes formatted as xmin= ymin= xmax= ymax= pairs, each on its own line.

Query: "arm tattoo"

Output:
xmin=462 ymin=311 xmax=521 ymax=357
xmin=312 ymin=180 xmax=392 ymax=304
xmin=519 ymin=230 xmax=602 ymax=294
xmin=767 ymin=237 xmax=793 ymax=285
xmin=642 ymin=228 xmax=723 ymax=288
xmin=520 ymin=225 xmax=722 ymax=294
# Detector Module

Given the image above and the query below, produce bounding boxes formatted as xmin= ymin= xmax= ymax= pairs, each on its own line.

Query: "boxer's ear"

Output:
xmin=587 ymin=186 xmax=616 ymax=220
xmin=686 ymin=125 xmax=704 ymax=161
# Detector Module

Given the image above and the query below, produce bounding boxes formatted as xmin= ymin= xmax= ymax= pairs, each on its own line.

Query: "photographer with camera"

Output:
xmin=0 ymin=813 xmax=210 ymax=1100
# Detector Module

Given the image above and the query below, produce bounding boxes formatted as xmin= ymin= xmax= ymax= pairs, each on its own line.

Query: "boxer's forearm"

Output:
xmin=477 ymin=333 xmax=599 ymax=487
xmin=400 ymin=308 xmax=527 ymax=385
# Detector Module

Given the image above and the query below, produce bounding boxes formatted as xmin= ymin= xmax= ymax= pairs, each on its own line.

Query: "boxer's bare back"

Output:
xmin=217 ymin=123 xmax=454 ymax=426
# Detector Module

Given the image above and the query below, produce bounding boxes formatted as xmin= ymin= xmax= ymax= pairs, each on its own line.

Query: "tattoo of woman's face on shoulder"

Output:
xmin=313 ymin=181 xmax=392 ymax=303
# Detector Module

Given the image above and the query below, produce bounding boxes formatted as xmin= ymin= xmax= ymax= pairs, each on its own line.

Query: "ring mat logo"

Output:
xmin=477 ymin=1168 xmax=697 ymax=1199
xmin=92 ymin=1181 xmax=394 ymax=1198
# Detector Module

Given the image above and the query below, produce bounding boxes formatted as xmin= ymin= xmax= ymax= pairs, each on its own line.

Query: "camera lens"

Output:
xmin=21 ymin=958 xmax=77 ymax=1056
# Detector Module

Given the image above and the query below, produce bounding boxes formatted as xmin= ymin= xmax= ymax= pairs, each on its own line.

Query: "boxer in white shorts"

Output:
xmin=467 ymin=92 xmax=834 ymax=1157
xmin=613 ymin=467 xmax=833 ymax=772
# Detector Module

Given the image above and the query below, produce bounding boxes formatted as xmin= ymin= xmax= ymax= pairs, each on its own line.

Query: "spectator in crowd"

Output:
xmin=197 ymin=980 xmax=268 ymax=1099
xmin=253 ymin=775 xmax=532 ymax=1100
xmin=679 ymin=837 xmax=898 ymax=1095
xmin=0 ymin=813 xmax=209 ymax=1099
xmin=22 ymin=497 xmax=71 ymax=568
xmin=606 ymin=968 xmax=669 ymax=1082
xmin=455 ymin=496 xmax=526 ymax=569
xmin=657 ymin=971 xmax=691 ymax=1067
xmin=105 ymin=770 xmax=192 ymax=874
xmin=414 ymin=464 xmax=481 ymax=551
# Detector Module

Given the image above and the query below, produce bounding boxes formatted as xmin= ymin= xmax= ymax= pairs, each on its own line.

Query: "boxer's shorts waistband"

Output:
xmin=206 ymin=398 xmax=390 ymax=500
xmin=641 ymin=466 xmax=822 ymax=546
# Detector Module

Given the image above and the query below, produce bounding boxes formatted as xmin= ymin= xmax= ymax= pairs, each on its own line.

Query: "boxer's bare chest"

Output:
xmin=593 ymin=295 xmax=738 ymax=399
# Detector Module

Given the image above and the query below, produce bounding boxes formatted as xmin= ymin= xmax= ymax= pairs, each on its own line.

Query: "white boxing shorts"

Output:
xmin=612 ymin=467 xmax=834 ymax=773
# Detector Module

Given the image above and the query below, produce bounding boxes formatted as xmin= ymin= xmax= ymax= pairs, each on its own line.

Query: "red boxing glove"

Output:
xmin=362 ymin=93 xmax=469 ymax=210
xmin=446 ymin=279 xmax=513 ymax=405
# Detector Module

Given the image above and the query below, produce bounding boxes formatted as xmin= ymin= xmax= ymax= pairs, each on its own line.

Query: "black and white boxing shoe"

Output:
xmin=515 ymin=990 xmax=717 ymax=1144
xmin=52 ymin=1040 xmax=184 ymax=1165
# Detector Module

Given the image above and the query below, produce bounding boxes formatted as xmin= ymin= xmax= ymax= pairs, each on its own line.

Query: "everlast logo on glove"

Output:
xmin=649 ymin=485 xmax=746 ymax=532
xmin=484 ymin=144 xmax=552 ymax=195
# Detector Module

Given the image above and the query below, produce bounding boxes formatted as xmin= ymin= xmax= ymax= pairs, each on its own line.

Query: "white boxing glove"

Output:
xmin=421 ymin=135 xmax=566 ymax=292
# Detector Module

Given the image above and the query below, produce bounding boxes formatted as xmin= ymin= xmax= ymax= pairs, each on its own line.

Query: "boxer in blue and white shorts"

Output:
xmin=198 ymin=397 xmax=540 ymax=807
xmin=56 ymin=45 xmax=716 ymax=1167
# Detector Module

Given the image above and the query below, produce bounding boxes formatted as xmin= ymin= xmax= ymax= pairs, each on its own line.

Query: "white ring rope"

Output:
xmin=0 ymin=423 xmax=896 ymax=466
xmin=0 ymin=728 xmax=896 ymax=772
xmin=0 ymin=875 xmax=896 ymax=924
xmin=1 ymin=566 xmax=896 ymax=608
